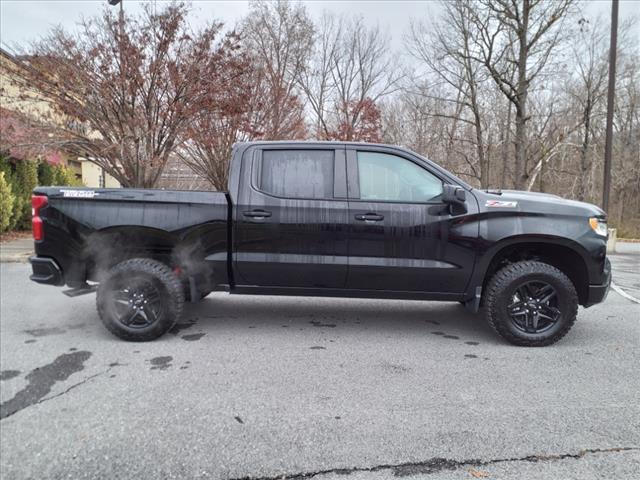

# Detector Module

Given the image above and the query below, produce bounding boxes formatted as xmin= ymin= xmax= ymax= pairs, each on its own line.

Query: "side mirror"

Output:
xmin=442 ymin=184 xmax=466 ymax=205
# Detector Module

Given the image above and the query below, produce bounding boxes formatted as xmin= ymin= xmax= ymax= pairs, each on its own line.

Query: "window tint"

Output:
xmin=260 ymin=150 xmax=334 ymax=199
xmin=357 ymin=151 xmax=443 ymax=202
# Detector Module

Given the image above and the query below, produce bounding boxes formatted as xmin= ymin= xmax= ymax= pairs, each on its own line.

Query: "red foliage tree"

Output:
xmin=177 ymin=48 xmax=256 ymax=191
xmin=0 ymin=107 xmax=64 ymax=164
xmin=8 ymin=3 xmax=245 ymax=187
xmin=178 ymin=1 xmax=313 ymax=190
xmin=329 ymin=98 xmax=382 ymax=143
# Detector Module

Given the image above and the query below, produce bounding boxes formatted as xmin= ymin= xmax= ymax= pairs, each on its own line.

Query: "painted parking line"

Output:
xmin=611 ymin=281 xmax=640 ymax=305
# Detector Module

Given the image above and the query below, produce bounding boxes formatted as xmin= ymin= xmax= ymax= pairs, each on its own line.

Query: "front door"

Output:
xmin=234 ymin=145 xmax=349 ymax=288
xmin=346 ymin=147 xmax=475 ymax=293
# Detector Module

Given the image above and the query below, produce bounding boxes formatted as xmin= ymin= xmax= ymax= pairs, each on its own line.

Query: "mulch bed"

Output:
xmin=0 ymin=230 xmax=32 ymax=243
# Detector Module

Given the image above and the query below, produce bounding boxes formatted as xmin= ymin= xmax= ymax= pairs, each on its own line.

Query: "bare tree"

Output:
xmin=609 ymin=45 xmax=640 ymax=230
xmin=523 ymin=88 xmax=575 ymax=191
xmin=466 ymin=0 xmax=575 ymax=189
xmin=383 ymin=2 xmax=639 ymax=233
xmin=297 ymin=13 xmax=340 ymax=139
xmin=407 ymin=0 xmax=491 ymax=186
xmin=567 ymin=17 xmax=609 ymax=200
xmin=240 ymin=0 xmax=313 ymax=139
xmin=299 ymin=14 xmax=402 ymax=141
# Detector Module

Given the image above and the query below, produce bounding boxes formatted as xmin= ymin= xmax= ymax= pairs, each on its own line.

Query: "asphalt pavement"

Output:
xmin=0 ymin=258 xmax=638 ymax=480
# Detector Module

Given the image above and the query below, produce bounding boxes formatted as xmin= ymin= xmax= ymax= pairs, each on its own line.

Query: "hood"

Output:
xmin=479 ymin=189 xmax=606 ymax=218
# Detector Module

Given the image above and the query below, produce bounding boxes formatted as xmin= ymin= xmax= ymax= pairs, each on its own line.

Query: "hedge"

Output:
xmin=38 ymin=161 xmax=56 ymax=186
xmin=0 ymin=171 xmax=14 ymax=233
xmin=0 ymin=155 xmax=84 ymax=232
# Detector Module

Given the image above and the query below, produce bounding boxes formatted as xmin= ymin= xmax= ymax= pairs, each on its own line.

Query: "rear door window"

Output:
xmin=260 ymin=149 xmax=334 ymax=199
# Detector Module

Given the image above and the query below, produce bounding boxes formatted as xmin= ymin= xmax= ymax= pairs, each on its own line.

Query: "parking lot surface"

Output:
xmin=1 ymin=259 xmax=638 ymax=479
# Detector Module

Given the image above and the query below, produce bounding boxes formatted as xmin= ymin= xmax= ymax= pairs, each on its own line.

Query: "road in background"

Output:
xmin=610 ymin=243 xmax=640 ymax=303
xmin=1 ymin=261 xmax=638 ymax=479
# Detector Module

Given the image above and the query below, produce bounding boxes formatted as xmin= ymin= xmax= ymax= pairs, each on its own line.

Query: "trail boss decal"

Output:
xmin=60 ymin=190 xmax=98 ymax=198
xmin=485 ymin=200 xmax=517 ymax=208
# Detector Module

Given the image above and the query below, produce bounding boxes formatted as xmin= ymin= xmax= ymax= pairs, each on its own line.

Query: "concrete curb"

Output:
xmin=613 ymin=241 xmax=640 ymax=254
xmin=0 ymin=236 xmax=35 ymax=263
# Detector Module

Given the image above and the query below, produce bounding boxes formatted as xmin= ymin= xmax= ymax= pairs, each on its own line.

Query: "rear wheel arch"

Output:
xmin=85 ymin=226 xmax=214 ymax=300
xmin=84 ymin=226 xmax=178 ymax=278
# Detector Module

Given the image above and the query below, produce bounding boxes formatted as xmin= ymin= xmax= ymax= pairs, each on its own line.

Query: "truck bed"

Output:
xmin=32 ymin=187 xmax=230 ymax=288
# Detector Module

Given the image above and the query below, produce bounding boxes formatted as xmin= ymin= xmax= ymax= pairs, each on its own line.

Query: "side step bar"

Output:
xmin=63 ymin=284 xmax=98 ymax=297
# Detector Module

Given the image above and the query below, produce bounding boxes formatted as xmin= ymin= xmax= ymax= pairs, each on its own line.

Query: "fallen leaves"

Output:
xmin=468 ymin=468 xmax=490 ymax=478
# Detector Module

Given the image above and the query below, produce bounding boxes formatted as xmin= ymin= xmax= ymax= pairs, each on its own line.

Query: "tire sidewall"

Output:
xmin=486 ymin=261 xmax=579 ymax=346
xmin=97 ymin=259 xmax=183 ymax=341
xmin=495 ymin=272 xmax=573 ymax=342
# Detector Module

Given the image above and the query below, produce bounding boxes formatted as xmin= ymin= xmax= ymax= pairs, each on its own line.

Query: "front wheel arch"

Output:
xmin=478 ymin=240 xmax=589 ymax=306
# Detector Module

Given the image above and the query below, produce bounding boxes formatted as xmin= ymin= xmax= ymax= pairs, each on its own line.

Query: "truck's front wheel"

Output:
xmin=97 ymin=258 xmax=184 ymax=341
xmin=485 ymin=260 xmax=578 ymax=347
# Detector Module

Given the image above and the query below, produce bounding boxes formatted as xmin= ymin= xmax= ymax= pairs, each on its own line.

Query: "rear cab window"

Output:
xmin=258 ymin=149 xmax=335 ymax=199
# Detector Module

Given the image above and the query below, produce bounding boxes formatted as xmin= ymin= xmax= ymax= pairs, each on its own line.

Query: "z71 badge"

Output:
xmin=485 ymin=200 xmax=517 ymax=208
xmin=60 ymin=189 xmax=98 ymax=198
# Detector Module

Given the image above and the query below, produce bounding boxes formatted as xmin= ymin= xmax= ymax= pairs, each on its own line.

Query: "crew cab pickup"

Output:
xmin=29 ymin=141 xmax=611 ymax=345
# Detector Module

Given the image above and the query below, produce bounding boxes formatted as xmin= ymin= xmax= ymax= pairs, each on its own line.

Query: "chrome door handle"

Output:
xmin=355 ymin=213 xmax=384 ymax=222
xmin=243 ymin=210 xmax=272 ymax=219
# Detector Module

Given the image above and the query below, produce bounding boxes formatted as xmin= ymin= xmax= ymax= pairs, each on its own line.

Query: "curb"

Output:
xmin=611 ymin=281 xmax=640 ymax=305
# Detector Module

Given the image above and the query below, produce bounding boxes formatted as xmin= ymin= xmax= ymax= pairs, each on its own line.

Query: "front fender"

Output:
xmin=463 ymin=211 xmax=607 ymax=302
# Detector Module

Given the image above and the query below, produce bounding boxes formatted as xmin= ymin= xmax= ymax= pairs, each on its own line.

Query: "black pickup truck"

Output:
xmin=29 ymin=141 xmax=611 ymax=346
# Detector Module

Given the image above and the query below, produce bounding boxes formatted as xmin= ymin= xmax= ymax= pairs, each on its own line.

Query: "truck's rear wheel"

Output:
xmin=485 ymin=260 xmax=578 ymax=347
xmin=97 ymin=258 xmax=184 ymax=341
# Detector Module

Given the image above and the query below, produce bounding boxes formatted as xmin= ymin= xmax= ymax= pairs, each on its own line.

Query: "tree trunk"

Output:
xmin=514 ymin=103 xmax=528 ymax=189
xmin=501 ymin=101 xmax=512 ymax=188
xmin=577 ymin=96 xmax=592 ymax=201
xmin=514 ymin=0 xmax=531 ymax=190
xmin=468 ymin=77 xmax=487 ymax=188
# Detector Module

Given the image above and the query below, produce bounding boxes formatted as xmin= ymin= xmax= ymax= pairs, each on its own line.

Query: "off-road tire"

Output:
xmin=97 ymin=258 xmax=184 ymax=341
xmin=485 ymin=260 xmax=578 ymax=347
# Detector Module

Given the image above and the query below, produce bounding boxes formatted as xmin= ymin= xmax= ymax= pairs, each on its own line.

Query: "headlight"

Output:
xmin=589 ymin=217 xmax=608 ymax=237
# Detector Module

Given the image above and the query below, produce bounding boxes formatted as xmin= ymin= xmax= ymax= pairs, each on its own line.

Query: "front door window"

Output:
xmin=357 ymin=151 xmax=443 ymax=203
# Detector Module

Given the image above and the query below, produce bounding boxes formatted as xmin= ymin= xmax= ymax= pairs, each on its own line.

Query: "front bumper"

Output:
xmin=29 ymin=256 xmax=64 ymax=286
xmin=585 ymin=257 xmax=611 ymax=307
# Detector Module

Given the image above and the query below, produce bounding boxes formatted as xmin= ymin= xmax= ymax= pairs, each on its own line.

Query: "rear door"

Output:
xmin=346 ymin=146 xmax=476 ymax=293
xmin=233 ymin=144 xmax=349 ymax=288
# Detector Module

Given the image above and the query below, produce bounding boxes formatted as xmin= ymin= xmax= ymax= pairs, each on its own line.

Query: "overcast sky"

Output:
xmin=1 ymin=0 xmax=638 ymax=52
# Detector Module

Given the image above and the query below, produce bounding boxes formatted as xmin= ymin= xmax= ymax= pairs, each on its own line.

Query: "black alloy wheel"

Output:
xmin=110 ymin=276 xmax=164 ymax=329
xmin=507 ymin=281 xmax=560 ymax=334
xmin=97 ymin=258 xmax=184 ymax=341
xmin=485 ymin=260 xmax=579 ymax=346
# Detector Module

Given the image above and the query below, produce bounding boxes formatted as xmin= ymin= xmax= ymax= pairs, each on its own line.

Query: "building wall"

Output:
xmin=104 ymin=172 xmax=120 ymax=188
xmin=157 ymin=155 xmax=211 ymax=191
xmin=0 ymin=49 xmax=54 ymax=121
xmin=79 ymin=159 xmax=120 ymax=188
